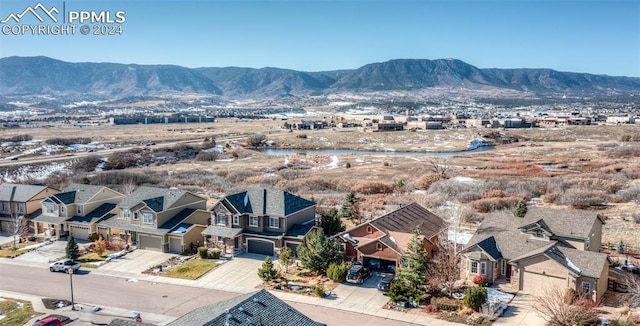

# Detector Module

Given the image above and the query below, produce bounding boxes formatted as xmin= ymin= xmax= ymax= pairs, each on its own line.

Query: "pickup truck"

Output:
xmin=49 ymin=259 xmax=81 ymax=273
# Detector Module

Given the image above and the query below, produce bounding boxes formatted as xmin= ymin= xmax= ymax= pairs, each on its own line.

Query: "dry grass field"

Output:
xmin=2 ymin=120 xmax=639 ymax=246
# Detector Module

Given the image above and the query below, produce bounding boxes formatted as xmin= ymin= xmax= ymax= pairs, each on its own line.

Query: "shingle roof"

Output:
xmin=284 ymin=221 xmax=316 ymax=238
xmin=66 ymin=203 xmax=116 ymax=224
xmin=222 ymin=188 xmax=315 ymax=217
xmin=62 ymin=184 xmax=115 ymax=204
xmin=463 ymin=207 xmax=604 ymax=260
xmin=31 ymin=214 xmax=68 ymax=224
xmin=510 ymin=243 xmax=607 ymax=279
xmin=118 ymin=186 xmax=201 ymax=211
xmin=369 ymin=202 xmax=446 ymax=240
xmin=167 ymin=289 xmax=324 ymax=326
xmin=0 ymin=183 xmax=52 ymax=202
xmin=202 ymin=225 xmax=243 ymax=238
xmin=108 ymin=319 xmax=155 ymax=326
xmin=50 ymin=191 xmax=76 ymax=205
xmin=158 ymin=208 xmax=196 ymax=232
xmin=98 ymin=208 xmax=197 ymax=236
xmin=475 ymin=236 xmax=502 ymax=260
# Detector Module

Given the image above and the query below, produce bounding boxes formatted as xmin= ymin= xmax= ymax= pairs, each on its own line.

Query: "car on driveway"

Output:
xmin=377 ymin=273 xmax=396 ymax=293
xmin=33 ymin=316 xmax=62 ymax=326
xmin=346 ymin=264 xmax=371 ymax=284
xmin=49 ymin=259 xmax=80 ymax=273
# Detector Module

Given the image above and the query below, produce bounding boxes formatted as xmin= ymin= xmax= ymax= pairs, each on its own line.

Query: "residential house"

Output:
xmin=167 ymin=289 xmax=325 ymax=326
xmin=203 ymin=188 xmax=317 ymax=256
xmin=32 ymin=184 xmax=123 ymax=240
xmin=336 ymin=203 xmax=446 ymax=270
xmin=97 ymin=186 xmax=209 ymax=253
xmin=0 ymin=183 xmax=59 ymax=235
xmin=460 ymin=207 xmax=608 ymax=299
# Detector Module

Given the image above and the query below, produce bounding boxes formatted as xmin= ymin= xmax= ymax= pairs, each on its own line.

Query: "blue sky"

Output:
xmin=0 ymin=0 xmax=638 ymax=76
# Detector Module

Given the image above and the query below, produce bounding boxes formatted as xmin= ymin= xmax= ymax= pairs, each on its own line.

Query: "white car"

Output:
xmin=49 ymin=259 xmax=80 ymax=273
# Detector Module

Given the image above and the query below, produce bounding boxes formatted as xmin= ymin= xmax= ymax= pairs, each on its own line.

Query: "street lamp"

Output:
xmin=67 ymin=268 xmax=75 ymax=311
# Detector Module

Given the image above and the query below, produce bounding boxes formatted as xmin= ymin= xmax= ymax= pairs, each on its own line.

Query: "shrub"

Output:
xmin=88 ymin=233 xmax=102 ymax=242
xmin=352 ymin=181 xmax=394 ymax=195
xmin=633 ymin=213 xmax=640 ymax=224
xmin=93 ymin=238 xmax=106 ymax=256
xmin=312 ymin=284 xmax=325 ymax=297
xmin=326 ymin=261 xmax=349 ymax=282
xmin=257 ymin=256 xmax=279 ymax=282
xmin=472 ymin=274 xmax=486 ymax=286
xmin=513 ymin=200 xmax=528 ymax=217
xmin=195 ymin=151 xmax=218 ymax=161
xmin=622 ymin=185 xmax=640 ymax=203
xmin=198 ymin=247 xmax=208 ymax=259
xmin=345 ymin=162 xmax=351 ymax=169
xmin=460 ymin=306 xmax=474 ymax=315
xmin=74 ymin=155 xmax=103 ymax=172
xmin=423 ymin=304 xmax=438 ymax=313
xmin=464 ymin=286 xmax=487 ymax=311
xmin=430 ymin=297 xmax=462 ymax=311
xmin=543 ymin=192 xmax=562 ymax=204
xmin=296 ymin=134 xmax=307 ymax=139
xmin=559 ymin=189 xmax=607 ymax=209
xmin=414 ymin=173 xmax=441 ymax=190
xmin=470 ymin=196 xmax=520 ymax=213
xmin=209 ymin=248 xmax=221 ymax=259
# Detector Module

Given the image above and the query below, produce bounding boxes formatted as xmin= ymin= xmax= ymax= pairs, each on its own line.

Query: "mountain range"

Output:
xmin=1 ymin=56 xmax=639 ymax=98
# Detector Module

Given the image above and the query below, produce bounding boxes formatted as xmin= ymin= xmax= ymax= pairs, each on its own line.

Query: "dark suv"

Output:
xmin=377 ymin=274 xmax=396 ymax=293
xmin=346 ymin=264 xmax=371 ymax=284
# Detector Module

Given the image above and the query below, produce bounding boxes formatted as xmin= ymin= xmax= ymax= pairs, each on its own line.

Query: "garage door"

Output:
xmin=522 ymin=271 xmax=567 ymax=295
xmin=0 ymin=221 xmax=12 ymax=232
xmin=69 ymin=225 xmax=90 ymax=240
xmin=247 ymin=239 xmax=274 ymax=256
xmin=168 ymin=237 xmax=182 ymax=254
xmin=139 ymin=234 xmax=162 ymax=251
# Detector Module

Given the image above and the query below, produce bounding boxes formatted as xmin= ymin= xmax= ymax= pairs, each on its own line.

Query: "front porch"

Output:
xmin=202 ymin=225 xmax=242 ymax=257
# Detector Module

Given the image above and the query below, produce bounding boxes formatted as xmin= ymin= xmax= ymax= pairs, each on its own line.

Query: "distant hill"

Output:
xmin=1 ymin=56 xmax=639 ymax=98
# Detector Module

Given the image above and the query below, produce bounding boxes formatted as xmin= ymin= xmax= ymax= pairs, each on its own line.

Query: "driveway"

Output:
xmin=326 ymin=271 xmax=390 ymax=313
xmin=97 ymin=250 xmax=176 ymax=274
xmin=197 ymin=253 xmax=264 ymax=292
xmin=11 ymin=239 xmax=67 ymax=265
xmin=493 ymin=292 xmax=547 ymax=325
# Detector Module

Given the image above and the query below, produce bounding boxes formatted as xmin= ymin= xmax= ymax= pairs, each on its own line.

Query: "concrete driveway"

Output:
xmin=197 ymin=253 xmax=264 ymax=292
xmin=98 ymin=249 xmax=176 ymax=274
xmin=11 ymin=240 xmax=67 ymax=265
xmin=325 ymin=271 xmax=390 ymax=313
xmin=493 ymin=292 xmax=547 ymax=325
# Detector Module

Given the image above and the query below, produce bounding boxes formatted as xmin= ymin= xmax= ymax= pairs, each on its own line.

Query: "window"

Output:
xmin=133 ymin=212 xmax=138 ymax=220
xmin=376 ymin=243 xmax=383 ymax=251
xmin=480 ymin=262 xmax=486 ymax=274
xmin=471 ymin=261 xmax=478 ymax=273
xmin=232 ymin=215 xmax=239 ymax=225
xmin=16 ymin=203 xmax=25 ymax=213
xmin=77 ymin=206 xmax=83 ymax=215
xmin=216 ymin=212 xmax=227 ymax=226
xmin=268 ymin=217 xmax=279 ymax=229
xmin=501 ymin=260 xmax=506 ymax=275
xmin=60 ymin=206 xmax=65 ymax=214
xmin=123 ymin=209 xmax=131 ymax=219
xmin=1 ymin=202 xmax=8 ymax=212
xmin=249 ymin=216 xmax=259 ymax=227
xmin=46 ymin=204 xmax=55 ymax=214
xmin=143 ymin=212 xmax=153 ymax=224
xmin=581 ymin=282 xmax=591 ymax=294
xmin=366 ymin=226 xmax=373 ymax=234
xmin=535 ymin=232 xmax=544 ymax=239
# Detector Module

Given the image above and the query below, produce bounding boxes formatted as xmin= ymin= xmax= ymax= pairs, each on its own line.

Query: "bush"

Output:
xmin=622 ymin=185 xmax=640 ymax=203
xmin=198 ymin=247 xmax=208 ymax=259
xmin=414 ymin=173 xmax=441 ymax=190
xmin=430 ymin=297 xmax=462 ymax=311
xmin=472 ymin=274 xmax=486 ymax=286
xmin=633 ymin=213 xmax=640 ymax=224
xmin=74 ymin=155 xmax=103 ymax=172
xmin=513 ymin=200 xmax=528 ymax=217
xmin=470 ymin=197 xmax=520 ymax=213
xmin=464 ymin=287 xmax=487 ymax=311
xmin=209 ymin=248 xmax=221 ymax=259
xmin=559 ymin=189 xmax=607 ymax=209
xmin=195 ymin=151 xmax=218 ymax=161
xmin=312 ymin=284 xmax=325 ymax=297
xmin=88 ymin=233 xmax=102 ymax=242
xmin=296 ymin=134 xmax=307 ymax=139
xmin=352 ymin=181 xmax=394 ymax=195
xmin=423 ymin=304 xmax=438 ymax=313
xmin=345 ymin=162 xmax=351 ymax=169
xmin=257 ymin=256 xmax=279 ymax=282
xmin=460 ymin=306 xmax=474 ymax=315
xmin=326 ymin=261 xmax=349 ymax=282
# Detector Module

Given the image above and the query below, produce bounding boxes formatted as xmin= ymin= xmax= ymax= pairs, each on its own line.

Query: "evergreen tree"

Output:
xmin=340 ymin=191 xmax=359 ymax=221
xmin=321 ymin=208 xmax=346 ymax=236
xmin=297 ymin=229 xmax=343 ymax=274
xmin=66 ymin=236 xmax=80 ymax=261
xmin=513 ymin=200 xmax=528 ymax=217
xmin=257 ymin=256 xmax=279 ymax=282
xmin=396 ymin=227 xmax=429 ymax=291
xmin=278 ymin=247 xmax=295 ymax=274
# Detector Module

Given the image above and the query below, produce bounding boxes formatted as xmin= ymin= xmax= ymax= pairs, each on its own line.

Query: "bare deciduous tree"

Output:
xmin=533 ymin=287 xmax=599 ymax=326
xmin=624 ymin=274 xmax=640 ymax=307
xmin=246 ymin=134 xmax=266 ymax=147
xmin=427 ymin=157 xmax=451 ymax=179
xmin=427 ymin=235 xmax=460 ymax=297
xmin=10 ymin=205 xmax=26 ymax=249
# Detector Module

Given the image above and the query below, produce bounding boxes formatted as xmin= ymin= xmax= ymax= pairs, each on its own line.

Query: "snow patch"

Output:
xmin=453 ymin=176 xmax=478 ymax=183
xmin=566 ymin=257 xmax=582 ymax=274
xmin=327 ymin=155 xmax=338 ymax=169
xmin=448 ymin=230 xmax=472 ymax=245
xmin=486 ymin=287 xmax=515 ymax=305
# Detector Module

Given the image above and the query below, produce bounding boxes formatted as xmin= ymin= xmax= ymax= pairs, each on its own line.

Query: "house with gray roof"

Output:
xmin=32 ymin=184 xmax=124 ymax=240
xmin=0 ymin=183 xmax=58 ymax=235
xmin=168 ymin=289 xmax=324 ymax=326
xmin=97 ymin=186 xmax=209 ymax=253
xmin=336 ymin=202 xmax=446 ymax=270
xmin=203 ymin=188 xmax=317 ymax=256
xmin=460 ymin=207 xmax=608 ymax=299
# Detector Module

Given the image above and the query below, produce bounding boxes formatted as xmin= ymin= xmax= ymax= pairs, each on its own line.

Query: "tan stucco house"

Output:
xmin=336 ymin=202 xmax=446 ymax=271
xmin=96 ymin=186 xmax=209 ymax=253
xmin=203 ymin=188 xmax=317 ymax=256
xmin=32 ymin=184 xmax=123 ymax=240
xmin=460 ymin=207 xmax=608 ymax=299
xmin=0 ymin=183 xmax=59 ymax=235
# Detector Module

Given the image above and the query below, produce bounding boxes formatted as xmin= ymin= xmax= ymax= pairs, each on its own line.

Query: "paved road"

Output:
xmin=0 ymin=263 xmax=417 ymax=325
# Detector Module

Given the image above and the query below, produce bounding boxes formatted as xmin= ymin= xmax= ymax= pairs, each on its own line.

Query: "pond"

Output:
xmin=258 ymin=146 xmax=494 ymax=157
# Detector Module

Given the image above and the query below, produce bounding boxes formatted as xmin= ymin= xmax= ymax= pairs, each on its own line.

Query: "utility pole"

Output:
xmin=68 ymin=268 xmax=75 ymax=310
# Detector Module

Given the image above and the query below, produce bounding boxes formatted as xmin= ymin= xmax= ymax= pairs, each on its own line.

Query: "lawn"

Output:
xmin=0 ymin=243 xmax=32 ymax=258
xmin=77 ymin=250 xmax=118 ymax=262
xmin=162 ymin=258 xmax=218 ymax=280
xmin=0 ymin=298 xmax=43 ymax=326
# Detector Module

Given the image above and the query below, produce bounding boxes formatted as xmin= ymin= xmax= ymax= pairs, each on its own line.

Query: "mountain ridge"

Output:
xmin=1 ymin=56 xmax=639 ymax=98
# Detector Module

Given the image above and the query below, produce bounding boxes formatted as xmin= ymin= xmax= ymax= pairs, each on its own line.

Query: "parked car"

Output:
xmin=33 ymin=316 xmax=62 ymax=326
xmin=49 ymin=259 xmax=80 ymax=273
xmin=346 ymin=264 xmax=371 ymax=284
xmin=377 ymin=274 xmax=396 ymax=293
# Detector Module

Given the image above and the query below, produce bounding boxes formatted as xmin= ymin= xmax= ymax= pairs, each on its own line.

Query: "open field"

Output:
xmin=1 ymin=121 xmax=639 ymax=246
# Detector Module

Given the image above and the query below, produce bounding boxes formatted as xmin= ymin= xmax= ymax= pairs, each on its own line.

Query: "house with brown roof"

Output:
xmin=460 ymin=207 xmax=608 ymax=299
xmin=0 ymin=183 xmax=59 ymax=235
xmin=336 ymin=203 xmax=446 ymax=270
xmin=203 ymin=188 xmax=317 ymax=256
xmin=97 ymin=186 xmax=210 ymax=253
xmin=32 ymin=184 xmax=124 ymax=240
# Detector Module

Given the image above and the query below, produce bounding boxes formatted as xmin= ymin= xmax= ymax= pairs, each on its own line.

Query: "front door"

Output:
xmin=506 ymin=264 xmax=512 ymax=281
xmin=234 ymin=237 xmax=239 ymax=249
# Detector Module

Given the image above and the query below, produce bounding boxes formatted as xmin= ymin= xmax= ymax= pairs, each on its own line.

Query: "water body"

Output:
xmin=258 ymin=146 xmax=494 ymax=157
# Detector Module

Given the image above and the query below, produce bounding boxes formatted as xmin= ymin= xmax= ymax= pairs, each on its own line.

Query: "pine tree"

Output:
xmin=321 ymin=208 xmax=346 ymax=236
xmin=278 ymin=247 xmax=294 ymax=274
xmin=513 ymin=200 xmax=528 ymax=217
xmin=396 ymin=227 xmax=429 ymax=291
xmin=296 ymin=229 xmax=343 ymax=274
xmin=257 ymin=256 xmax=279 ymax=282
xmin=340 ymin=191 xmax=359 ymax=221
xmin=66 ymin=236 xmax=80 ymax=261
